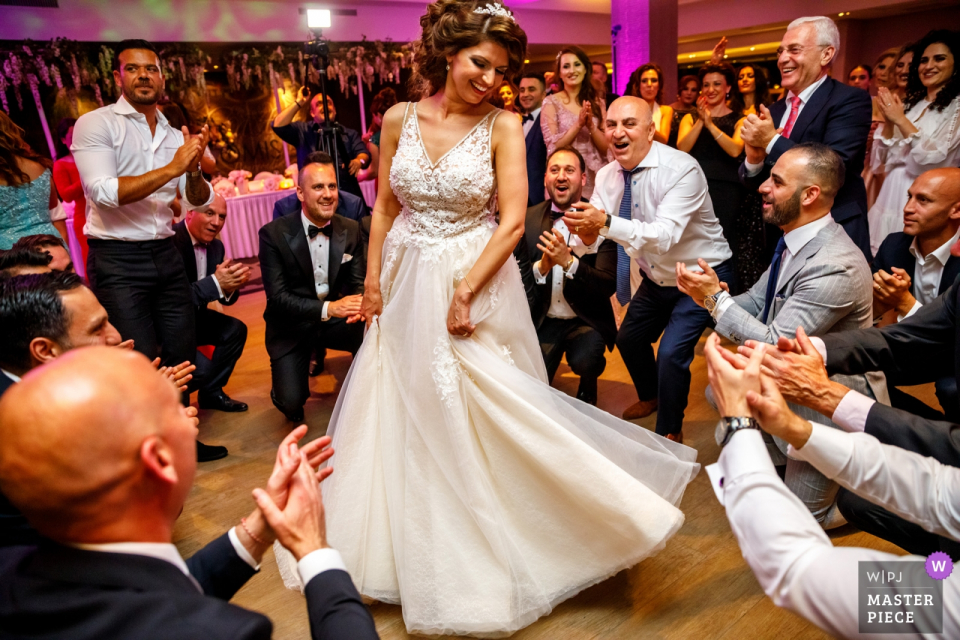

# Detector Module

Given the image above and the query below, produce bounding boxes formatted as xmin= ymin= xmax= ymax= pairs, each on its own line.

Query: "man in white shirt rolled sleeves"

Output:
xmin=72 ymin=39 xmax=214 ymax=375
xmin=703 ymin=334 xmax=959 ymax=640
xmin=563 ymin=96 xmax=733 ymax=441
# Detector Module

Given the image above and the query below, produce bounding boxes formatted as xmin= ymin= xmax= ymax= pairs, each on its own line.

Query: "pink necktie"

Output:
xmin=782 ymin=95 xmax=802 ymax=139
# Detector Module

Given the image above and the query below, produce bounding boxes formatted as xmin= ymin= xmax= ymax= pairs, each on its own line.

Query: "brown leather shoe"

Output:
xmin=665 ymin=431 xmax=684 ymax=444
xmin=622 ymin=399 xmax=658 ymax=420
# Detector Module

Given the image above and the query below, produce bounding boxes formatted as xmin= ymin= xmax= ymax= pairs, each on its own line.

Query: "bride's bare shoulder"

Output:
xmin=381 ymin=102 xmax=411 ymax=135
xmin=491 ymin=107 xmax=523 ymax=141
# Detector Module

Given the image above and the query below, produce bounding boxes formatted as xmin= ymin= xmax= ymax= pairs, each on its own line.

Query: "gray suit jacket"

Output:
xmin=714 ymin=217 xmax=883 ymax=454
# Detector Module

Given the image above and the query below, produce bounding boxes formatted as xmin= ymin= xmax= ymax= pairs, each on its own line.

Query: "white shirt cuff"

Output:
xmin=228 ymin=527 xmax=261 ymax=570
xmin=897 ymin=300 xmax=922 ymax=322
xmin=830 ymin=390 xmax=875 ymax=433
xmin=298 ymin=547 xmax=348 ymax=587
xmin=810 ymin=336 xmax=827 ymax=362
xmin=533 ymin=260 xmax=548 ymax=284
xmin=209 ymin=275 xmax=225 ymax=299
xmin=578 ymin=234 xmax=602 ymax=254
xmin=321 ymin=300 xmax=330 ymax=321
xmin=717 ymin=428 xmax=777 ymax=487
xmin=711 ymin=291 xmax=735 ymax=321
xmin=744 ymin=160 xmax=764 ymax=177
xmin=790 ymin=422 xmax=855 ymax=480
xmin=764 ymin=133 xmax=781 ymax=155
xmin=564 ymin=256 xmax=580 ymax=279
xmin=49 ymin=201 xmax=67 ymax=222
xmin=602 ymin=214 xmax=633 ymax=243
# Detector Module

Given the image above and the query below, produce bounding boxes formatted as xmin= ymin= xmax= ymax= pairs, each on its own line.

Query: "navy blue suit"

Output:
xmin=0 ymin=372 xmax=37 ymax=548
xmin=740 ymin=77 xmax=872 ymax=260
xmin=272 ymin=190 xmax=369 ymax=223
xmin=525 ymin=113 xmax=547 ymax=207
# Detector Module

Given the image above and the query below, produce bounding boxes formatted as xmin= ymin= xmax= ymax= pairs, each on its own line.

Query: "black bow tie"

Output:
xmin=550 ymin=208 xmax=566 ymax=221
xmin=308 ymin=224 xmax=332 ymax=239
xmin=194 ymin=241 xmax=209 ymax=249
xmin=522 ymin=114 xmax=534 ymax=123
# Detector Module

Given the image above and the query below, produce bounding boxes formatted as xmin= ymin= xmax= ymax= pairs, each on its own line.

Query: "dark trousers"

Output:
xmin=617 ymin=259 xmax=735 ymax=436
xmin=191 ymin=308 xmax=247 ymax=398
xmin=87 ymin=238 xmax=195 ymax=367
xmin=538 ymin=316 xmax=606 ymax=383
xmin=837 ymin=488 xmax=960 ymax=559
xmin=270 ymin=318 xmax=364 ymax=419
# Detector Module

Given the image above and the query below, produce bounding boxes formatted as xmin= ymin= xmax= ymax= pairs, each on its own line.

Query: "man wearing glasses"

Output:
xmin=739 ymin=16 xmax=873 ymax=261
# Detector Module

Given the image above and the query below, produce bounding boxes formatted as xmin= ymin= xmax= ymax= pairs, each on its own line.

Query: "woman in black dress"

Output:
xmin=677 ymin=63 xmax=747 ymax=292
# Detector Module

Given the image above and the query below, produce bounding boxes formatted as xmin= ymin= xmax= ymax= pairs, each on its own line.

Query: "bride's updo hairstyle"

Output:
xmin=411 ymin=0 xmax=528 ymax=98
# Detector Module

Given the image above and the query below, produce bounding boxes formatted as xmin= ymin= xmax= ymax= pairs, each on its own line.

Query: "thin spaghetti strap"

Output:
xmin=401 ymin=101 xmax=413 ymax=129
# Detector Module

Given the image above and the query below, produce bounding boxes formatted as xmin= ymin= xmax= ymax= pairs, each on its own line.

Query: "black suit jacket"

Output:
xmin=740 ymin=77 xmax=872 ymax=260
xmin=272 ymin=190 xmax=370 ymax=222
xmin=822 ymin=280 xmax=960 ymax=465
xmin=0 ymin=374 xmax=38 ymax=548
xmin=172 ymin=221 xmax=241 ymax=309
xmin=259 ymin=212 xmax=365 ymax=359
xmin=518 ymin=202 xmax=618 ymax=348
xmin=0 ymin=532 xmax=379 ymax=640
xmin=525 ymin=113 xmax=547 ymax=207
xmin=873 ymin=231 xmax=960 ymax=297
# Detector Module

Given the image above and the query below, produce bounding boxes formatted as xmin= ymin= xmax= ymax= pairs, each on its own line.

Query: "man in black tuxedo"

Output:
xmin=259 ymin=151 xmax=366 ymax=423
xmin=871 ymin=168 xmax=960 ymax=420
xmin=739 ymin=16 xmax=872 ymax=260
xmin=0 ymin=347 xmax=379 ymax=640
xmin=518 ymin=72 xmax=548 ymax=207
xmin=173 ymin=199 xmax=250 ymax=414
xmin=517 ymin=147 xmax=616 ymax=405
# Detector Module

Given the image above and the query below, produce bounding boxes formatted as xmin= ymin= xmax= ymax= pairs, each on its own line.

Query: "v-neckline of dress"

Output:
xmin=413 ymin=103 xmax=496 ymax=169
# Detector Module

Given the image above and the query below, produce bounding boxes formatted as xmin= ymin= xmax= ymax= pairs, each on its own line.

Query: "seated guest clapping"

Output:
xmin=702 ymin=334 xmax=960 ymax=639
xmin=0 ymin=347 xmax=380 ymax=640
xmin=677 ymin=143 xmax=880 ymax=528
xmin=260 ymin=152 xmax=366 ymax=423
xmin=871 ymin=168 xmax=960 ymax=420
xmin=173 ymin=199 xmax=250 ymax=415
xmin=517 ymin=147 xmax=617 ymax=405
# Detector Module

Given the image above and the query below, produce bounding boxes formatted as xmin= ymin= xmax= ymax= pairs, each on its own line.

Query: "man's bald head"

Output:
xmin=605 ymin=96 xmax=656 ymax=169
xmin=903 ymin=168 xmax=960 ymax=243
xmin=0 ymin=347 xmax=198 ymax=542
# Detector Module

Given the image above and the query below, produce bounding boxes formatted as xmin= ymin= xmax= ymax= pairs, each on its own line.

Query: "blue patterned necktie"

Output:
xmin=761 ymin=236 xmax=788 ymax=323
xmin=616 ymin=167 xmax=643 ymax=304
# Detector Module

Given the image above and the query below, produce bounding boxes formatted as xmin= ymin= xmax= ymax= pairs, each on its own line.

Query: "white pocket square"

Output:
xmin=341 ymin=253 xmax=353 ymax=264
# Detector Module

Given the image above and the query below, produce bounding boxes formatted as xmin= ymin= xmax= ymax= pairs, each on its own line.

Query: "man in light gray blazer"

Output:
xmin=678 ymin=143 xmax=884 ymax=528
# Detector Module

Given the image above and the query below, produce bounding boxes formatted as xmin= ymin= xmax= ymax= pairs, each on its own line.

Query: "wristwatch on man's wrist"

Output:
xmin=715 ymin=416 xmax=760 ymax=447
xmin=703 ymin=289 xmax=725 ymax=312
xmin=600 ymin=213 xmax=612 ymax=235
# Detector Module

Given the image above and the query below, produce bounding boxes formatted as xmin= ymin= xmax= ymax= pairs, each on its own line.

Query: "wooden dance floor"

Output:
xmin=175 ymin=286 xmax=917 ymax=639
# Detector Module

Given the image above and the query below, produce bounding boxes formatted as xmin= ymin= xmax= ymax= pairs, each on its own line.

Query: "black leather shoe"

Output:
xmin=577 ymin=377 xmax=598 ymax=406
xmin=309 ymin=360 xmax=325 ymax=377
xmin=197 ymin=440 xmax=228 ymax=462
xmin=270 ymin=389 xmax=304 ymax=423
xmin=199 ymin=390 xmax=248 ymax=412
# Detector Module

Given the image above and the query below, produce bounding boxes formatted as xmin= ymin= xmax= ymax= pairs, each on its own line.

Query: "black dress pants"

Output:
xmin=87 ymin=238 xmax=195 ymax=367
xmin=270 ymin=317 xmax=364 ymax=419
xmin=192 ymin=308 xmax=247 ymax=398
xmin=538 ymin=316 xmax=606 ymax=383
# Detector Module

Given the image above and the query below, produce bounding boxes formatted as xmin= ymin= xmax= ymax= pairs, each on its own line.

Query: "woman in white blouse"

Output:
xmin=868 ymin=30 xmax=960 ymax=255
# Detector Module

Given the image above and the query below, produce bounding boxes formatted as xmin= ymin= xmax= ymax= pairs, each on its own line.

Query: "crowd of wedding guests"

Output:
xmin=0 ymin=16 xmax=959 ymax=638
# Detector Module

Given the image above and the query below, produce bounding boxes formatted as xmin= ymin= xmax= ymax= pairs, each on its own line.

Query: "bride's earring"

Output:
xmin=446 ymin=64 xmax=450 ymax=70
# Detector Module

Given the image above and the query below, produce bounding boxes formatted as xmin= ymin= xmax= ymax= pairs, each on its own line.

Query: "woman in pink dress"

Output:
xmin=540 ymin=46 xmax=610 ymax=198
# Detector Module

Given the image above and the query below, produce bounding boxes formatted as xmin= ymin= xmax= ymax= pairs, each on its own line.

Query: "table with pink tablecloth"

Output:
xmin=222 ymin=189 xmax=294 ymax=259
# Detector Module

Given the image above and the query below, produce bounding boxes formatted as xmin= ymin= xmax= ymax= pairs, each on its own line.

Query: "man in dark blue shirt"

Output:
xmin=272 ymin=87 xmax=370 ymax=198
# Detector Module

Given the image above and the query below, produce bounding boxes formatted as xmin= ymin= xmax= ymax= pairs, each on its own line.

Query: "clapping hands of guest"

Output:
xmin=696 ymin=96 xmax=714 ymax=128
xmin=740 ymin=104 xmax=780 ymax=164
xmin=536 ymin=229 xmax=573 ymax=276
xmin=176 ymin=125 xmax=211 ymax=175
xmin=876 ymin=87 xmax=908 ymax=126
xmin=577 ymin=101 xmax=593 ymax=131
xmin=675 ymin=258 xmax=729 ymax=306
xmin=214 ymin=258 xmax=251 ymax=296
xmin=152 ymin=358 xmax=196 ymax=392
xmin=872 ymin=267 xmax=915 ymax=317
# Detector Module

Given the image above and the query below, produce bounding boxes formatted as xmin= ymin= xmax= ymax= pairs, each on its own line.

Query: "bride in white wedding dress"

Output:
xmin=275 ymin=1 xmax=701 ymax=636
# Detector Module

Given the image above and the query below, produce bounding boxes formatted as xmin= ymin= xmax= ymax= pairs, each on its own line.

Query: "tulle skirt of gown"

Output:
xmin=276 ymin=217 xmax=701 ymax=637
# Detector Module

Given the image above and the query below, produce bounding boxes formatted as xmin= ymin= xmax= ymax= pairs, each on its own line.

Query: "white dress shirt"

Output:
xmin=186 ymin=228 xmax=228 ymax=301
xmin=592 ymin=142 xmax=732 ymax=287
xmin=712 ymin=214 xmax=834 ymax=321
xmin=532 ymin=210 xmax=600 ymax=319
xmin=710 ymin=427 xmax=960 ymax=639
xmin=522 ymin=107 xmax=542 ymax=138
xmin=744 ymin=74 xmax=830 ymax=176
xmin=301 ymin=213 xmax=334 ymax=321
xmin=899 ymin=227 xmax=960 ymax=320
xmin=72 ymin=95 xmax=214 ymax=241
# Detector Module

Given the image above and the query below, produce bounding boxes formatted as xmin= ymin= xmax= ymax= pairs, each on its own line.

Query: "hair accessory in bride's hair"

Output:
xmin=474 ymin=2 xmax=514 ymax=21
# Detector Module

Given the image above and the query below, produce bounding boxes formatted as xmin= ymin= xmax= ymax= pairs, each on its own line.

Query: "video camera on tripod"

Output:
xmin=303 ymin=25 xmax=342 ymax=188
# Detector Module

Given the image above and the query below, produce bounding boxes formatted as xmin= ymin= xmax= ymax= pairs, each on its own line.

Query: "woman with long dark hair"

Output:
xmin=0 ymin=111 xmax=66 ymax=249
xmin=626 ymin=62 xmax=673 ymax=143
xmin=540 ymin=45 xmax=610 ymax=197
xmin=869 ymin=30 xmax=960 ymax=253
xmin=51 ymin=117 xmax=88 ymax=267
xmin=667 ymin=74 xmax=700 ymax=148
xmin=737 ymin=63 xmax=771 ymax=116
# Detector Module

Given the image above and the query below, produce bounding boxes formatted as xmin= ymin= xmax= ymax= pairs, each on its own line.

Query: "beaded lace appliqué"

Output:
xmin=431 ymin=337 xmax=462 ymax=408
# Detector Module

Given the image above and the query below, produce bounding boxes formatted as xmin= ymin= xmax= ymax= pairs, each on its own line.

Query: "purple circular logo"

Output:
xmin=926 ymin=551 xmax=954 ymax=580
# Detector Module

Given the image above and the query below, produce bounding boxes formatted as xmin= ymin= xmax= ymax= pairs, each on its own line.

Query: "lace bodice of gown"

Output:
xmin=389 ymin=103 xmax=499 ymax=247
